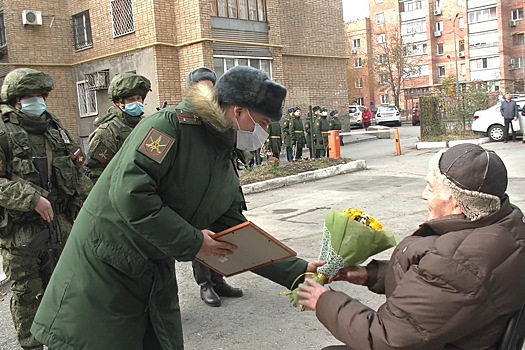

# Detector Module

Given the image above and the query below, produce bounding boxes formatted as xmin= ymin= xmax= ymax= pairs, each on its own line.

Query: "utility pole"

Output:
xmin=452 ymin=13 xmax=465 ymax=131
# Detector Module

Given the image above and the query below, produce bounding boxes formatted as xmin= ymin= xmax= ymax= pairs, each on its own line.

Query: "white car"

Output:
xmin=471 ymin=96 xmax=525 ymax=142
xmin=348 ymin=105 xmax=365 ymax=128
xmin=375 ymin=105 xmax=401 ymax=126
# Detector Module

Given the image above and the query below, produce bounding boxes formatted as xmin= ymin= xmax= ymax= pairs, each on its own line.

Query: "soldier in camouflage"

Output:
xmin=314 ymin=107 xmax=331 ymax=158
xmin=86 ymin=73 xmax=151 ymax=184
xmin=0 ymin=68 xmax=92 ymax=350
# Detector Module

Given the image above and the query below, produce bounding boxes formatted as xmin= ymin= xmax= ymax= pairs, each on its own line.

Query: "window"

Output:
xmin=378 ymin=54 xmax=387 ymax=64
xmin=376 ymin=13 xmax=385 ymax=25
xmin=354 ymin=58 xmax=362 ymax=68
xmin=380 ymin=94 xmax=389 ymax=104
xmin=76 ymin=81 xmax=98 ymax=117
xmin=407 ymin=65 xmax=429 ymax=78
xmin=404 ymin=42 xmax=427 ymax=56
xmin=438 ymin=65 xmax=445 ymax=77
xmin=214 ymin=56 xmax=272 ymax=78
xmin=435 ymin=0 xmax=441 ymax=11
xmin=379 ymin=74 xmax=388 ymax=85
xmin=355 ymin=78 xmax=363 ymax=88
xmin=400 ymin=1 xmax=423 ymax=12
xmin=72 ymin=11 xmax=93 ymax=51
xmin=437 ymin=43 xmax=444 ymax=55
xmin=460 ymin=63 xmax=466 ymax=75
xmin=459 ymin=40 xmax=465 ymax=52
xmin=458 ymin=17 xmax=465 ymax=28
xmin=509 ymin=57 xmax=524 ymax=69
xmin=435 ymin=21 xmax=443 ymax=32
xmin=375 ymin=0 xmax=383 ymax=3
xmin=401 ymin=20 xmax=425 ymax=35
xmin=110 ymin=0 xmax=134 ymax=38
xmin=0 ymin=11 xmax=6 ymax=48
xmin=468 ymin=7 xmax=497 ymax=24
xmin=211 ymin=0 xmax=266 ymax=21
xmin=512 ymin=8 xmax=523 ymax=21
xmin=355 ymin=97 xmax=365 ymax=105
xmin=513 ymin=33 xmax=524 ymax=46
xmin=352 ymin=38 xmax=361 ymax=49
xmin=470 ymin=57 xmax=499 ymax=70
xmin=377 ymin=33 xmax=386 ymax=44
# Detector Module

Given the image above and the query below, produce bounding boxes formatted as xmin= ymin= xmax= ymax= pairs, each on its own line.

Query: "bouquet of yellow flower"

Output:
xmin=287 ymin=209 xmax=396 ymax=307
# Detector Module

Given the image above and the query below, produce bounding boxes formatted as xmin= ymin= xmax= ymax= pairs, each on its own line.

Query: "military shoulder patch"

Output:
xmin=93 ymin=144 xmax=116 ymax=165
xmin=137 ymin=128 xmax=174 ymax=164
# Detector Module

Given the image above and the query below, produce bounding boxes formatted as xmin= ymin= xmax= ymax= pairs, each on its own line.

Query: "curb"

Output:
xmin=242 ymin=160 xmax=367 ymax=195
xmin=415 ymin=137 xmax=490 ymax=149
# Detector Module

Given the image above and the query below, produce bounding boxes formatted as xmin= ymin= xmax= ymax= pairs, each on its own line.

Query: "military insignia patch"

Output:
xmin=93 ymin=144 xmax=115 ymax=165
xmin=137 ymin=128 xmax=174 ymax=164
xmin=74 ymin=148 xmax=86 ymax=166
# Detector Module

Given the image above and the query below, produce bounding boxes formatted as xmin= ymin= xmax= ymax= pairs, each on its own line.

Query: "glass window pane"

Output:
xmin=260 ymin=60 xmax=271 ymax=76
xmin=217 ymin=0 xmax=227 ymax=17
xmin=239 ymin=0 xmax=248 ymax=19
xmin=237 ymin=58 xmax=248 ymax=66
xmin=248 ymin=0 xmax=257 ymax=20
xmin=226 ymin=58 xmax=235 ymax=70
xmin=228 ymin=0 xmax=237 ymax=18
xmin=257 ymin=0 xmax=265 ymax=21
xmin=214 ymin=57 xmax=225 ymax=78
xmin=249 ymin=59 xmax=259 ymax=68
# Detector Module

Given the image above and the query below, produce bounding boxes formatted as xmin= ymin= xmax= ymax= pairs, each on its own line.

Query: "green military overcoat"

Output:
xmin=31 ymin=85 xmax=308 ymax=350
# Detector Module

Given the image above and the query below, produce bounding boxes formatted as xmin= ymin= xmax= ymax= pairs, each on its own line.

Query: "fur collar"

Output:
xmin=185 ymin=84 xmax=231 ymax=133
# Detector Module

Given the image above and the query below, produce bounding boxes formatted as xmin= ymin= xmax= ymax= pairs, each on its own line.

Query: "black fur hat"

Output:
xmin=287 ymin=107 xmax=295 ymax=114
xmin=312 ymin=105 xmax=321 ymax=112
xmin=330 ymin=109 xmax=339 ymax=116
xmin=216 ymin=66 xmax=287 ymax=121
xmin=186 ymin=67 xmax=217 ymax=86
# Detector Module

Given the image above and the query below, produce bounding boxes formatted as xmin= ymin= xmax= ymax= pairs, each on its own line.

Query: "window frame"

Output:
xmin=438 ymin=65 xmax=446 ymax=77
xmin=380 ymin=94 xmax=389 ymax=104
xmin=211 ymin=0 xmax=266 ymax=21
xmin=0 ymin=11 xmax=6 ymax=49
xmin=354 ymin=57 xmax=362 ymax=68
xmin=377 ymin=33 xmax=386 ymax=44
xmin=512 ymin=33 xmax=524 ymax=46
xmin=72 ymin=10 xmax=93 ymax=51
xmin=76 ymin=81 xmax=98 ymax=117
xmin=355 ymin=78 xmax=363 ymax=88
xmin=437 ymin=43 xmax=444 ymax=55
xmin=110 ymin=0 xmax=135 ymax=38
xmin=511 ymin=8 xmax=523 ymax=21
xmin=213 ymin=55 xmax=272 ymax=78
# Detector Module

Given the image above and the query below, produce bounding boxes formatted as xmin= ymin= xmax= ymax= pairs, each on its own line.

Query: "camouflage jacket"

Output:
xmin=86 ymin=106 xmax=140 ymax=184
xmin=0 ymin=105 xmax=92 ymax=246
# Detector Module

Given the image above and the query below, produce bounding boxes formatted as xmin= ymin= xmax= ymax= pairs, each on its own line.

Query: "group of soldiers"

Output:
xmin=273 ymin=105 xmax=342 ymax=162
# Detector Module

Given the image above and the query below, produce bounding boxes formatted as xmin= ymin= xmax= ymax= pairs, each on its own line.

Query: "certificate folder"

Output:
xmin=195 ymin=221 xmax=297 ymax=277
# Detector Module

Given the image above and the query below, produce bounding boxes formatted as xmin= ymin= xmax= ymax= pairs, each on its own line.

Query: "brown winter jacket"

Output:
xmin=316 ymin=196 xmax=525 ymax=350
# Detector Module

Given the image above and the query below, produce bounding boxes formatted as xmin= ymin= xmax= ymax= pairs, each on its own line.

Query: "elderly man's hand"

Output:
xmin=297 ymin=278 xmax=329 ymax=311
xmin=330 ymin=266 xmax=368 ymax=285
xmin=306 ymin=260 xmax=325 ymax=276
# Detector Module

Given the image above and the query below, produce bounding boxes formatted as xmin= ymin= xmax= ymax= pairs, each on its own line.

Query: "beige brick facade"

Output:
xmin=0 ymin=0 xmax=349 ymax=143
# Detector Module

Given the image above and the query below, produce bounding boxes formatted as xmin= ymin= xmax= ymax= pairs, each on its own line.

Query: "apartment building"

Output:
xmin=346 ymin=0 xmax=525 ymax=111
xmin=0 ymin=0 xmax=348 ymax=145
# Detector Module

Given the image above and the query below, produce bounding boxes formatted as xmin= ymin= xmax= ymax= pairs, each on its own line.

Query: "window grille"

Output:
xmin=0 ymin=11 xmax=6 ymax=48
xmin=85 ymin=70 xmax=109 ymax=90
xmin=73 ymin=11 xmax=92 ymax=51
xmin=77 ymin=81 xmax=98 ymax=117
xmin=110 ymin=0 xmax=134 ymax=38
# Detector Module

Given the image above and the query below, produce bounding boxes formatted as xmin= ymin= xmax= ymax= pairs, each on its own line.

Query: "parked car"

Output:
xmin=471 ymin=95 xmax=525 ymax=142
xmin=348 ymin=105 xmax=365 ymax=128
xmin=375 ymin=105 xmax=401 ymax=126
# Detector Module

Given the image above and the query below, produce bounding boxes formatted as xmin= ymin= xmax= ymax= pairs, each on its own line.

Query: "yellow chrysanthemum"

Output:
xmin=342 ymin=208 xmax=383 ymax=231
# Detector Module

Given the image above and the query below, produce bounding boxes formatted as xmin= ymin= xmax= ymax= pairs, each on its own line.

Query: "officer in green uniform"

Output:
xmin=314 ymin=107 xmax=331 ymax=158
xmin=305 ymin=105 xmax=320 ymax=158
xmin=0 ymin=68 xmax=92 ymax=350
xmin=185 ymin=67 xmax=244 ymax=307
xmin=290 ymin=107 xmax=306 ymax=161
xmin=265 ymin=120 xmax=282 ymax=159
xmin=86 ymin=73 xmax=151 ymax=184
xmin=32 ymin=66 xmax=322 ymax=350
xmin=281 ymin=107 xmax=294 ymax=162
xmin=329 ymin=109 xmax=343 ymax=146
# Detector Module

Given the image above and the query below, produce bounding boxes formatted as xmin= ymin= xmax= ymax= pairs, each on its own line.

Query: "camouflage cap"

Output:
xmin=1 ymin=68 xmax=54 ymax=102
xmin=108 ymin=73 xmax=152 ymax=101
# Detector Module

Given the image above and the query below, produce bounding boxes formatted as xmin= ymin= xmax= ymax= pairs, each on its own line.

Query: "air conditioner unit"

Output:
xmin=85 ymin=71 xmax=110 ymax=90
xmin=458 ymin=51 xmax=465 ymax=57
xmin=434 ymin=9 xmax=442 ymax=16
xmin=22 ymin=10 xmax=42 ymax=26
xmin=510 ymin=20 xmax=517 ymax=27
xmin=351 ymin=48 xmax=358 ymax=54
xmin=434 ymin=31 xmax=442 ymax=37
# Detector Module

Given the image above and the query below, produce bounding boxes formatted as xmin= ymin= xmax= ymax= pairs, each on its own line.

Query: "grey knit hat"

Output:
xmin=215 ymin=66 xmax=287 ymax=121
xmin=186 ymin=67 xmax=217 ymax=87
xmin=429 ymin=143 xmax=508 ymax=221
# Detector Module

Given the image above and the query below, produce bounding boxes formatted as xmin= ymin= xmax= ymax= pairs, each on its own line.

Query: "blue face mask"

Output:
xmin=20 ymin=97 xmax=46 ymax=118
xmin=124 ymin=102 xmax=144 ymax=117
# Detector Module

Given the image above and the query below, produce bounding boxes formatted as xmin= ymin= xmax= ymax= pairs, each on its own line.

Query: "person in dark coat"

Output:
xmin=500 ymin=93 xmax=519 ymax=143
xmin=298 ymin=144 xmax=525 ymax=350
xmin=31 ymin=66 xmax=322 ymax=350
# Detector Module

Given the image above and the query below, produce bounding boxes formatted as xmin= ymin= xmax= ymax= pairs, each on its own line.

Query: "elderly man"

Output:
xmin=299 ymin=143 xmax=525 ymax=350
xmin=31 ymin=66 xmax=321 ymax=350
xmin=500 ymin=93 xmax=519 ymax=143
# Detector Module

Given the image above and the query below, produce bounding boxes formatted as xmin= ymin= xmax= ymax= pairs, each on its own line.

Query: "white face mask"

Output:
xmin=235 ymin=110 xmax=269 ymax=151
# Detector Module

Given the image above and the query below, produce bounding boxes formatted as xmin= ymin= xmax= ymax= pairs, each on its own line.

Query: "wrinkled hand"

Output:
xmin=198 ymin=229 xmax=237 ymax=258
xmin=297 ymin=278 xmax=329 ymax=311
xmin=35 ymin=196 xmax=54 ymax=223
xmin=330 ymin=266 xmax=368 ymax=285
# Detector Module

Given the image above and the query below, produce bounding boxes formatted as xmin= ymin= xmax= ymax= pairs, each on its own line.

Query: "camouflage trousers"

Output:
xmin=1 ymin=245 xmax=51 ymax=350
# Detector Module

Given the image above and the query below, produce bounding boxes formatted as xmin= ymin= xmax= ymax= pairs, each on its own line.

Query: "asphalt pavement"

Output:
xmin=1 ymin=127 xmax=524 ymax=349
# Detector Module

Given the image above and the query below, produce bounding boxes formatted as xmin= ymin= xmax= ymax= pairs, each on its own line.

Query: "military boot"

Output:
xmin=192 ymin=261 xmax=221 ymax=307
xmin=211 ymin=270 xmax=243 ymax=298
